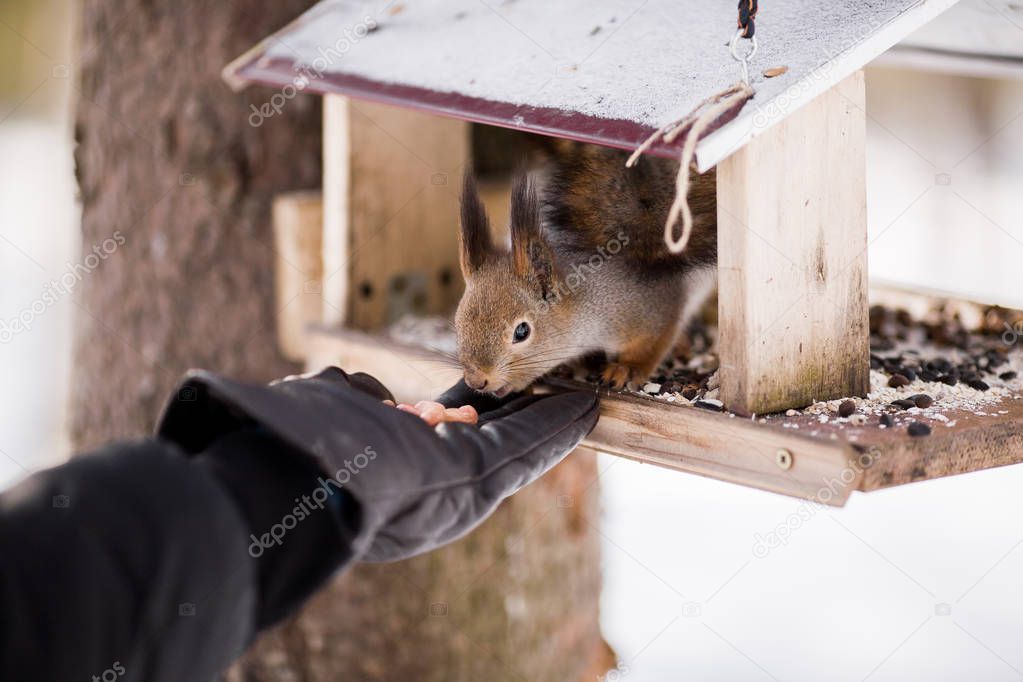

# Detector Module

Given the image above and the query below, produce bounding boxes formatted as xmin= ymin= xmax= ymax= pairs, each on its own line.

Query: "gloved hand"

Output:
xmin=157 ymin=368 xmax=598 ymax=563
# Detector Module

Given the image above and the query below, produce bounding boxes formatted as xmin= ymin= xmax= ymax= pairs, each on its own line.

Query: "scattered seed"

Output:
xmin=763 ymin=65 xmax=789 ymax=78
xmin=786 ymin=408 xmax=799 ymax=417
xmin=694 ymin=399 xmax=724 ymax=412
xmin=1000 ymin=371 xmax=1018 ymax=381
xmin=939 ymin=375 xmax=958 ymax=386
xmin=642 ymin=382 xmax=662 ymax=394
xmin=968 ymin=379 xmax=991 ymax=392
xmin=838 ymin=400 xmax=856 ymax=418
xmin=880 ymin=414 xmax=895 ymax=428
xmin=889 ymin=374 xmax=911 ymax=388
xmin=910 ymin=393 xmax=934 ymax=409
xmin=682 ymin=385 xmax=700 ymax=401
xmin=891 ymin=399 xmax=917 ymax=410
xmin=908 ymin=421 xmax=932 ymax=437
xmin=849 ymin=414 xmax=868 ymax=426
xmin=659 ymin=380 xmax=683 ymax=394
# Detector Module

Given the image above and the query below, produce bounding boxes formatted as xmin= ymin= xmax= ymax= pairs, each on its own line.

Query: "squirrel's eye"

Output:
xmin=513 ymin=321 xmax=531 ymax=343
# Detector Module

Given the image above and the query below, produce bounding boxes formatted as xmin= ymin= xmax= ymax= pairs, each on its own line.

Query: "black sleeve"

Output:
xmin=0 ymin=431 xmax=354 ymax=682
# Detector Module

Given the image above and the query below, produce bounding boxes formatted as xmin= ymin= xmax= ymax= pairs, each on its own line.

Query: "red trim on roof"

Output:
xmin=236 ymin=56 xmax=742 ymax=161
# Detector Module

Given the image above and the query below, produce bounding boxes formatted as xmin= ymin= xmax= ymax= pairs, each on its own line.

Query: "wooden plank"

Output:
xmin=224 ymin=0 xmax=961 ymax=172
xmin=322 ymin=95 xmax=351 ymax=327
xmin=551 ymin=380 xmax=862 ymax=505
xmin=898 ymin=0 xmax=1023 ymax=61
xmin=716 ymin=71 xmax=870 ymax=416
xmin=322 ymin=95 xmax=468 ymax=330
xmin=874 ymin=47 xmax=1023 ymax=81
xmin=272 ymin=190 xmax=324 ymax=361
xmin=306 ymin=326 xmax=462 ymax=404
xmin=760 ymin=399 xmax=1023 ymax=492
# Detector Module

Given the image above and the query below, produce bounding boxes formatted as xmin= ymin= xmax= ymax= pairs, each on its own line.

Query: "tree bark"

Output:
xmin=73 ymin=2 xmax=611 ymax=680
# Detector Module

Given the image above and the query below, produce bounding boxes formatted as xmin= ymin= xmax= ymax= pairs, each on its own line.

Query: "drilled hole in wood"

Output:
xmin=438 ymin=267 xmax=453 ymax=287
xmin=359 ymin=281 xmax=374 ymax=299
xmin=776 ymin=449 xmax=794 ymax=471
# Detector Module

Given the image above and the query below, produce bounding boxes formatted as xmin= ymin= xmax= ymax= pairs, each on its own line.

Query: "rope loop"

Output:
xmin=729 ymin=28 xmax=758 ymax=84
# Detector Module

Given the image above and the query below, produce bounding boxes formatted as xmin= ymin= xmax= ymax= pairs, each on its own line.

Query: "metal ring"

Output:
xmin=729 ymin=28 xmax=759 ymax=63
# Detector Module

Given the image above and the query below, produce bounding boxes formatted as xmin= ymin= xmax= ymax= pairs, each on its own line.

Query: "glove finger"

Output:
xmin=347 ymin=372 xmax=396 ymax=403
xmin=474 ymin=394 xmax=544 ymax=426
xmin=270 ymin=366 xmax=351 ymax=387
xmin=435 ymin=379 xmax=520 ymax=413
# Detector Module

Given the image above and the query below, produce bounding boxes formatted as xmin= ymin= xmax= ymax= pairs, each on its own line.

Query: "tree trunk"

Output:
xmin=73 ymin=2 xmax=611 ymax=681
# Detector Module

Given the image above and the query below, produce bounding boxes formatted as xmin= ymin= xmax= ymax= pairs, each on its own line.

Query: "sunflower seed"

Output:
xmin=888 ymin=374 xmax=911 ymax=388
xmin=907 ymin=422 xmax=932 ymax=437
xmin=838 ymin=400 xmax=856 ymax=418
xmin=910 ymin=394 xmax=934 ymax=409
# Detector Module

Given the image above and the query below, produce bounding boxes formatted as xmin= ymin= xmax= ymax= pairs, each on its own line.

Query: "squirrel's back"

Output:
xmin=537 ymin=141 xmax=717 ymax=271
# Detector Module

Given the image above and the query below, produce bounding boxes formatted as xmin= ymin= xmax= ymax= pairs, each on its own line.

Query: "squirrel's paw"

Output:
xmin=601 ymin=362 xmax=644 ymax=391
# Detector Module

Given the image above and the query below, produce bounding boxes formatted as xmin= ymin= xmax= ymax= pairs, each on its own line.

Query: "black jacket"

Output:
xmin=0 ymin=369 xmax=599 ymax=681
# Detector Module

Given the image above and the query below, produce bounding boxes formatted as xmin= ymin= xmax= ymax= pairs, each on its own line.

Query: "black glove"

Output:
xmin=157 ymin=368 xmax=598 ymax=563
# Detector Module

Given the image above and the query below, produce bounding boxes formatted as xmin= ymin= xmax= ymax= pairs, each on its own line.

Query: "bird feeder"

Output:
xmin=225 ymin=0 xmax=1023 ymax=506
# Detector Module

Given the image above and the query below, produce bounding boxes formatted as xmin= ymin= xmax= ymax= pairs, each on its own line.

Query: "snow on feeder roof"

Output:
xmin=224 ymin=0 xmax=960 ymax=171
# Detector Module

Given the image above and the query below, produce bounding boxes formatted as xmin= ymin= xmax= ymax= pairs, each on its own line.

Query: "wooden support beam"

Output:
xmin=322 ymin=94 xmax=469 ymax=330
xmin=716 ymin=71 xmax=870 ymax=416
xmin=306 ymin=326 xmax=461 ymax=404
xmin=272 ymin=191 xmax=323 ymax=361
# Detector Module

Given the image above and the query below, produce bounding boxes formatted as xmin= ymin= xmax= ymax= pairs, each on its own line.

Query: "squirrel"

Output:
xmin=455 ymin=141 xmax=717 ymax=397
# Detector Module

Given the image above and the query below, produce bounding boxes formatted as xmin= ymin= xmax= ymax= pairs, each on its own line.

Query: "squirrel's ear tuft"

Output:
xmin=459 ymin=171 xmax=492 ymax=277
xmin=510 ymin=173 xmax=555 ymax=298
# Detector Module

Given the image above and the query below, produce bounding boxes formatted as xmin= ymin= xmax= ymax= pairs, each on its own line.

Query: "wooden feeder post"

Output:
xmin=716 ymin=71 xmax=870 ymax=416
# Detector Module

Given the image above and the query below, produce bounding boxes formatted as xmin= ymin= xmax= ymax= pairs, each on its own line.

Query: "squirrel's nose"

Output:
xmin=464 ymin=370 xmax=488 ymax=391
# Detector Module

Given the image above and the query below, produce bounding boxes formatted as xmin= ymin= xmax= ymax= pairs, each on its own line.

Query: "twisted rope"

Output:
xmin=626 ymin=81 xmax=754 ymax=254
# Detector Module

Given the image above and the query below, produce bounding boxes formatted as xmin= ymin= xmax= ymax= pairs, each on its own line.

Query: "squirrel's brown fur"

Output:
xmin=540 ymin=141 xmax=717 ymax=271
xmin=455 ymin=142 xmax=717 ymax=395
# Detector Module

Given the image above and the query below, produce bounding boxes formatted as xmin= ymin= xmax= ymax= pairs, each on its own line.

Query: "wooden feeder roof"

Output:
xmin=225 ymin=0 xmax=960 ymax=171
xmin=899 ymin=0 xmax=1023 ymax=61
